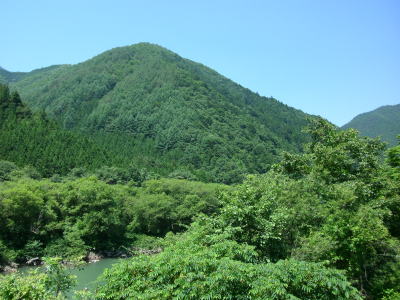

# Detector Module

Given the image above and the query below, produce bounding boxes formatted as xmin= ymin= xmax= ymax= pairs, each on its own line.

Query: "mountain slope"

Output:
xmin=0 ymin=67 xmax=26 ymax=83
xmin=9 ymin=43 xmax=311 ymax=183
xmin=0 ymin=84 xmax=118 ymax=176
xmin=342 ymin=104 xmax=400 ymax=146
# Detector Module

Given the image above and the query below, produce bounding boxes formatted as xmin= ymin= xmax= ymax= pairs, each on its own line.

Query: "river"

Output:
xmin=69 ymin=258 xmax=121 ymax=293
xmin=21 ymin=258 xmax=121 ymax=298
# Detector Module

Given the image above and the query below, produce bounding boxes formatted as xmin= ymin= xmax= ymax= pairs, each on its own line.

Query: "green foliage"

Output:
xmin=0 ymin=58 xmax=398 ymax=299
xmin=0 ymin=160 xmax=18 ymax=181
xmin=0 ymin=175 xmax=227 ymax=265
xmin=276 ymin=119 xmax=399 ymax=297
xmin=306 ymin=118 xmax=385 ymax=184
xmin=382 ymin=140 xmax=400 ymax=243
xmin=11 ymin=43 xmax=311 ymax=183
xmin=0 ymin=177 xmax=125 ymax=261
xmin=387 ymin=137 xmax=400 ymax=178
xmin=97 ymin=118 xmax=397 ymax=299
xmin=0 ymin=84 xmax=117 ymax=177
xmin=250 ymin=259 xmax=362 ymax=300
xmin=382 ymin=289 xmax=400 ymax=300
xmin=0 ymin=179 xmax=45 ymax=251
xmin=96 ymin=219 xmax=361 ymax=299
xmin=0 ymin=257 xmax=76 ymax=300
xmin=218 ymin=172 xmax=325 ymax=260
xmin=0 ymin=240 xmax=9 ymax=265
xmin=94 ymin=165 xmax=147 ymax=185
xmin=0 ymin=270 xmax=53 ymax=300
xmin=129 ymin=234 xmax=163 ymax=250
xmin=42 ymin=257 xmax=76 ymax=297
xmin=125 ymin=178 xmax=225 ymax=236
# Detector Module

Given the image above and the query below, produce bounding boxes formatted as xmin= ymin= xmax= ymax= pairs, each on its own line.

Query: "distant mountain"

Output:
xmin=0 ymin=67 xmax=26 ymax=83
xmin=4 ymin=43 xmax=312 ymax=183
xmin=342 ymin=104 xmax=400 ymax=146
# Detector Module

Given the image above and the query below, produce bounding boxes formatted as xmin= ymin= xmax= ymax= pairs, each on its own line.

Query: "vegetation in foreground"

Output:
xmin=0 ymin=117 xmax=399 ymax=299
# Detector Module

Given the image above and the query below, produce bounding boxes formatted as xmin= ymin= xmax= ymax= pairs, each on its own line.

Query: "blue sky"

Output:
xmin=1 ymin=0 xmax=399 ymax=125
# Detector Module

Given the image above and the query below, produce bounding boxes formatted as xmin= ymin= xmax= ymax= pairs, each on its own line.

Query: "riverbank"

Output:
xmin=0 ymin=246 xmax=162 ymax=273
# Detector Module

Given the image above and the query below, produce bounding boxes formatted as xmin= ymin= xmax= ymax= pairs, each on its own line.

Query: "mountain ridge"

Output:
xmin=0 ymin=66 xmax=27 ymax=83
xmin=5 ymin=42 xmax=312 ymax=183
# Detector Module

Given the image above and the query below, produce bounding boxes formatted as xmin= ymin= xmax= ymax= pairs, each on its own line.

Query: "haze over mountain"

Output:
xmin=2 ymin=43 xmax=312 ymax=183
xmin=342 ymin=104 xmax=400 ymax=146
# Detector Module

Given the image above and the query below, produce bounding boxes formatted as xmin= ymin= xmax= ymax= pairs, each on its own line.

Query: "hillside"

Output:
xmin=7 ymin=43 xmax=312 ymax=183
xmin=0 ymin=84 xmax=120 ymax=176
xmin=0 ymin=67 xmax=26 ymax=83
xmin=342 ymin=104 xmax=400 ymax=146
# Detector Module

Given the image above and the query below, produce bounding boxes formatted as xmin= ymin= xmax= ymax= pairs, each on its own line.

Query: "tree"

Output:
xmin=0 ymin=84 xmax=10 ymax=103
xmin=42 ymin=257 xmax=76 ymax=297
xmin=96 ymin=219 xmax=360 ymax=299
xmin=0 ymin=257 xmax=76 ymax=299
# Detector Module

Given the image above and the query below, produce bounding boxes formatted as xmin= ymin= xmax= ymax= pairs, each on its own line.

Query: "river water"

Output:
xmin=21 ymin=258 xmax=121 ymax=298
xmin=70 ymin=258 xmax=121 ymax=293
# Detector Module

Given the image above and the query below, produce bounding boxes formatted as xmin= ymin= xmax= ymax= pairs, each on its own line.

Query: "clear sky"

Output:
xmin=1 ymin=0 xmax=399 ymax=125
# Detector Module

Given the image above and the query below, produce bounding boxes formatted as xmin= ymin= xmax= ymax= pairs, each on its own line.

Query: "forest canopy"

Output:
xmin=1 ymin=115 xmax=399 ymax=299
xmin=8 ymin=43 xmax=312 ymax=183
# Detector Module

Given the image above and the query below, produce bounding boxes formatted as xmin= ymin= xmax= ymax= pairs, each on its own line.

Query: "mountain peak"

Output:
xmin=11 ymin=44 xmax=311 ymax=183
xmin=89 ymin=42 xmax=182 ymax=66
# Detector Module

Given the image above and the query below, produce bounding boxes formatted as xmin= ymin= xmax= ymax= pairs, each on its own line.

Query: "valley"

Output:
xmin=0 ymin=44 xmax=399 ymax=299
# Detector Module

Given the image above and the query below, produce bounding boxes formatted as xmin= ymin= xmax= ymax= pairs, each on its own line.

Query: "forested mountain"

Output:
xmin=5 ymin=43 xmax=311 ymax=183
xmin=1 ymin=61 xmax=400 ymax=298
xmin=0 ymin=84 xmax=123 ymax=176
xmin=342 ymin=104 xmax=400 ymax=146
xmin=0 ymin=67 xmax=26 ymax=83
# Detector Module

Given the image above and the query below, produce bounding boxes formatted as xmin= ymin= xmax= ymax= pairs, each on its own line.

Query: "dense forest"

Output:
xmin=343 ymin=104 xmax=400 ymax=146
xmin=1 ymin=116 xmax=399 ymax=299
xmin=95 ymin=121 xmax=400 ymax=300
xmin=4 ymin=43 xmax=311 ymax=183
xmin=0 ymin=43 xmax=399 ymax=299
xmin=0 ymin=84 xmax=115 ymax=176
